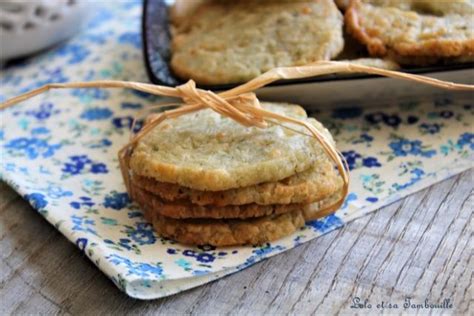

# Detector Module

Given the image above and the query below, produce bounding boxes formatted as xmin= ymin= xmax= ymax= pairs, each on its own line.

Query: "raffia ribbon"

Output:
xmin=1 ymin=61 xmax=473 ymax=219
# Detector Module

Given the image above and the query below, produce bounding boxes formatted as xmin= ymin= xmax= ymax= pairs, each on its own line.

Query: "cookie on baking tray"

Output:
xmin=170 ymin=0 xmax=344 ymax=85
xmin=345 ymin=0 xmax=474 ymax=64
xmin=128 ymin=101 xmax=344 ymax=246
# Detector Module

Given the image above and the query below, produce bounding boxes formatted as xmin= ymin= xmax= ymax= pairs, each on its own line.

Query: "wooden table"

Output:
xmin=0 ymin=169 xmax=471 ymax=315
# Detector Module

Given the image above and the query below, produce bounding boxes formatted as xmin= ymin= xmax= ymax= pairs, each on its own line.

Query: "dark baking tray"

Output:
xmin=142 ymin=0 xmax=474 ymax=90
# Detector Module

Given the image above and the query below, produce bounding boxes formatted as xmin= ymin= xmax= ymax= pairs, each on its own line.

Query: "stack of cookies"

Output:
xmin=128 ymin=103 xmax=343 ymax=246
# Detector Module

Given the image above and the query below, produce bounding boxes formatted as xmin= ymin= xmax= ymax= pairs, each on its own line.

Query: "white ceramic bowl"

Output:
xmin=0 ymin=0 xmax=90 ymax=61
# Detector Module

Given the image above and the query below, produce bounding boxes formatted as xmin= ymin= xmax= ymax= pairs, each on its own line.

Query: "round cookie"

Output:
xmin=131 ymin=156 xmax=339 ymax=206
xmin=142 ymin=191 xmax=341 ymax=246
xmin=144 ymin=209 xmax=305 ymax=246
xmin=345 ymin=0 xmax=474 ymax=62
xmin=129 ymin=102 xmax=333 ymax=191
xmin=131 ymin=184 xmax=305 ymax=219
xmin=170 ymin=0 xmax=344 ymax=85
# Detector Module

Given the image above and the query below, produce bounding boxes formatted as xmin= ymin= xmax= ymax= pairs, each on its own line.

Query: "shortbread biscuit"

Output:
xmin=130 ymin=102 xmax=333 ymax=191
xmin=132 ymin=185 xmax=305 ymax=219
xmin=170 ymin=0 xmax=344 ymax=84
xmin=143 ymin=191 xmax=341 ymax=246
xmin=131 ymin=156 xmax=339 ymax=206
xmin=144 ymin=208 xmax=305 ymax=246
xmin=346 ymin=0 xmax=474 ymax=62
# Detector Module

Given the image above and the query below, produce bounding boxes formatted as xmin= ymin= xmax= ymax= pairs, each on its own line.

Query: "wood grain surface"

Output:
xmin=0 ymin=169 xmax=472 ymax=315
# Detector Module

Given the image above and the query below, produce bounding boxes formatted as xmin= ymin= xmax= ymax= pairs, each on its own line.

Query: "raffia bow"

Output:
xmin=2 ymin=61 xmax=473 ymax=219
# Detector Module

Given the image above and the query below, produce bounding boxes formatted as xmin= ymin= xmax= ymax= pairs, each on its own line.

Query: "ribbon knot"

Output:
xmin=175 ymin=80 xmax=267 ymax=128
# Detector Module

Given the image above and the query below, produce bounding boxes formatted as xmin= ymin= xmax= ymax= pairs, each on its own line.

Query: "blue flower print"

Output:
xmin=365 ymin=112 xmax=385 ymax=124
xmin=19 ymin=68 xmax=68 ymax=93
xmin=128 ymin=211 xmax=143 ymax=219
xmin=439 ymin=110 xmax=454 ymax=119
xmin=457 ymin=132 xmax=474 ymax=150
xmin=63 ymin=155 xmax=91 ymax=175
xmin=112 ymin=116 xmax=134 ymax=129
xmin=341 ymin=192 xmax=357 ymax=210
xmin=365 ymin=112 xmax=413 ymax=128
xmin=253 ymin=244 xmax=285 ymax=257
xmin=5 ymin=137 xmax=61 ymax=159
xmin=306 ymin=214 xmax=344 ymax=234
xmin=31 ymin=127 xmax=50 ymax=135
xmin=359 ymin=133 xmax=373 ymax=143
xmin=62 ymin=162 xmax=84 ymax=175
xmin=389 ymin=139 xmax=436 ymax=158
xmin=106 ymin=254 xmax=163 ymax=278
xmin=331 ymin=107 xmax=362 ymax=119
xmin=69 ymin=155 xmax=92 ymax=165
xmin=112 ymin=117 xmax=143 ymax=132
xmin=73 ymin=88 xmax=110 ymax=101
xmin=342 ymin=150 xmax=361 ymax=170
xmin=183 ymin=250 xmax=196 ymax=257
xmin=352 ymin=133 xmax=375 ymax=145
xmin=382 ymin=114 xmax=402 ymax=127
xmin=362 ymin=157 xmax=381 ymax=168
xmin=419 ymin=123 xmax=441 ymax=134
xmin=45 ymin=183 xmax=73 ymax=199
xmin=104 ymin=238 xmax=131 ymax=251
xmin=88 ymin=139 xmax=112 ymax=149
xmin=128 ymin=223 xmax=156 ymax=245
xmin=393 ymin=168 xmax=425 ymax=191
xmin=406 ymin=115 xmax=419 ymax=125
xmin=80 ymin=107 xmax=113 ymax=121
xmin=121 ymin=102 xmax=142 ymax=109
xmin=76 ymin=238 xmax=88 ymax=252
xmin=192 ymin=270 xmax=210 ymax=276
xmin=103 ymin=192 xmax=130 ymax=210
xmin=70 ymin=197 xmax=95 ymax=209
xmin=342 ymin=151 xmax=381 ymax=170
xmin=175 ymin=258 xmax=192 ymax=270
xmin=196 ymin=253 xmax=215 ymax=263
xmin=20 ymin=102 xmax=60 ymax=120
xmin=81 ymin=33 xmax=109 ymax=45
xmin=123 ymin=1 xmax=141 ymax=10
xmin=24 ymin=193 xmax=48 ymax=209
xmin=118 ymin=32 xmax=141 ymax=49
xmin=62 ymin=155 xmax=108 ymax=176
xmin=240 ymin=245 xmax=285 ymax=268
xmin=56 ymin=43 xmax=90 ymax=64
xmin=71 ymin=215 xmax=97 ymax=236
xmin=366 ymin=197 xmax=378 ymax=203
xmin=87 ymin=7 xmax=113 ymax=28
xmin=91 ymin=163 xmax=108 ymax=174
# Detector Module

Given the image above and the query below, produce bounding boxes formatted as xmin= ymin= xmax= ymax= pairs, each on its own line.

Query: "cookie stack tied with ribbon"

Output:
xmin=127 ymin=102 xmax=344 ymax=246
xmin=3 ymin=61 xmax=472 ymax=247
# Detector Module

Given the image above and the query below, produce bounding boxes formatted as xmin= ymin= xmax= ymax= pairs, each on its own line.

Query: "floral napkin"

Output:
xmin=0 ymin=1 xmax=472 ymax=299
